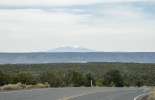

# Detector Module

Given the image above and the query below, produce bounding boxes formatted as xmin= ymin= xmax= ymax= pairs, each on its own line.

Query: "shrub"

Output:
xmin=104 ymin=69 xmax=124 ymax=87
xmin=1 ymin=82 xmax=50 ymax=90
xmin=68 ymin=83 xmax=74 ymax=87
xmin=95 ymin=78 xmax=104 ymax=87
xmin=147 ymin=88 xmax=155 ymax=100
xmin=39 ymin=70 xmax=63 ymax=87
xmin=34 ymin=83 xmax=50 ymax=88
xmin=0 ymin=70 xmax=8 ymax=86
xmin=1 ymin=83 xmax=21 ymax=90
xmin=44 ymin=82 xmax=50 ymax=88
xmin=26 ymin=85 xmax=34 ymax=89
xmin=17 ymin=82 xmax=26 ymax=89
xmin=11 ymin=71 xmax=35 ymax=85
xmin=109 ymin=81 xmax=115 ymax=87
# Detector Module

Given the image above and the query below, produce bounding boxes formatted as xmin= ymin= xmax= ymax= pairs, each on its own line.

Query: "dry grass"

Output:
xmin=147 ymin=88 xmax=155 ymax=100
xmin=34 ymin=83 xmax=50 ymax=88
xmin=1 ymin=82 xmax=50 ymax=90
xmin=26 ymin=85 xmax=34 ymax=89
xmin=1 ymin=83 xmax=22 ymax=90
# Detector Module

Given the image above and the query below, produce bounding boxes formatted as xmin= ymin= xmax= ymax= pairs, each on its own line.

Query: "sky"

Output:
xmin=0 ymin=0 xmax=155 ymax=52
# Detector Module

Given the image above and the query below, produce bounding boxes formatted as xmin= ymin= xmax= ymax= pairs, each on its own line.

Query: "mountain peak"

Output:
xmin=73 ymin=45 xmax=81 ymax=49
xmin=47 ymin=46 xmax=97 ymax=52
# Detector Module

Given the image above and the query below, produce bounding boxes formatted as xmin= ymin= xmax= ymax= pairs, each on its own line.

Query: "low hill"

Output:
xmin=0 ymin=52 xmax=155 ymax=64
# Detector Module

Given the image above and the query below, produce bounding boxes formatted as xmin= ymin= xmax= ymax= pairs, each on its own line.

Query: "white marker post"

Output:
xmin=91 ymin=80 xmax=93 ymax=87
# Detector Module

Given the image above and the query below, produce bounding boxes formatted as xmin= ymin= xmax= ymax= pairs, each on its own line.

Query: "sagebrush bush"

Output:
xmin=1 ymin=83 xmax=21 ymax=90
xmin=26 ymin=85 xmax=34 ymax=89
xmin=34 ymin=83 xmax=50 ymax=88
xmin=44 ymin=82 xmax=50 ymax=88
xmin=147 ymin=88 xmax=155 ymax=100
xmin=1 ymin=82 xmax=50 ymax=90
xmin=17 ymin=82 xmax=26 ymax=89
xmin=34 ymin=83 xmax=45 ymax=88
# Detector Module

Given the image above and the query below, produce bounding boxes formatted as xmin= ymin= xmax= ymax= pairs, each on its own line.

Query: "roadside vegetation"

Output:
xmin=0 ymin=62 xmax=155 ymax=90
xmin=0 ymin=82 xmax=50 ymax=90
xmin=147 ymin=88 xmax=155 ymax=100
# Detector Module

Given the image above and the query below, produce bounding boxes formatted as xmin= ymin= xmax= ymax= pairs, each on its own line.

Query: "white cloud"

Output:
xmin=0 ymin=0 xmax=154 ymax=6
xmin=0 ymin=2 xmax=155 ymax=52
xmin=0 ymin=9 xmax=86 ymax=34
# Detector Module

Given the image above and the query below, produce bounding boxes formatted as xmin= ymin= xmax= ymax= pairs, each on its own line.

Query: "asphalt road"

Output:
xmin=0 ymin=87 xmax=149 ymax=100
xmin=70 ymin=89 xmax=148 ymax=100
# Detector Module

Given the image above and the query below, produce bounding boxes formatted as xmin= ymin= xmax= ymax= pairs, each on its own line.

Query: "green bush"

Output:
xmin=11 ymin=71 xmax=36 ymax=85
xmin=95 ymin=78 xmax=104 ymax=87
xmin=71 ymin=70 xmax=86 ymax=87
xmin=109 ymin=81 xmax=115 ymax=87
xmin=0 ymin=70 xmax=8 ymax=86
xmin=39 ymin=70 xmax=63 ymax=87
xmin=104 ymin=69 xmax=124 ymax=87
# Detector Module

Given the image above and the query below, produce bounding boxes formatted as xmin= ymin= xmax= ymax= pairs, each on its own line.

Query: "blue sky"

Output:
xmin=0 ymin=0 xmax=155 ymax=52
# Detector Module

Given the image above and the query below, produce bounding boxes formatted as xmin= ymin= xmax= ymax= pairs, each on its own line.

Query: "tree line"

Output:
xmin=0 ymin=62 xmax=155 ymax=87
xmin=0 ymin=69 xmax=125 ymax=87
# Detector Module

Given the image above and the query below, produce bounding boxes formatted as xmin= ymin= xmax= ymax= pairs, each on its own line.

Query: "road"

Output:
xmin=69 ymin=89 xmax=148 ymax=100
xmin=0 ymin=87 xmax=149 ymax=100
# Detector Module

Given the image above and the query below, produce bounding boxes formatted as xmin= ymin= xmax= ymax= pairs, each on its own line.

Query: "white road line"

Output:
xmin=134 ymin=93 xmax=149 ymax=100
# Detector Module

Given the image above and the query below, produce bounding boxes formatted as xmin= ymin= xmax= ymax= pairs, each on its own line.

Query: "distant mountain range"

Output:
xmin=47 ymin=46 xmax=97 ymax=52
xmin=0 ymin=52 xmax=155 ymax=64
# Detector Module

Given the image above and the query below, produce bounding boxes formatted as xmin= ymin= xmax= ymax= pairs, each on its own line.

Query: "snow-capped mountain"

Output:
xmin=47 ymin=46 xmax=97 ymax=52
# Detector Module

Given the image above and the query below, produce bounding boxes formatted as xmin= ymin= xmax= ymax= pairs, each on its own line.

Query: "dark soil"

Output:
xmin=141 ymin=95 xmax=148 ymax=100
